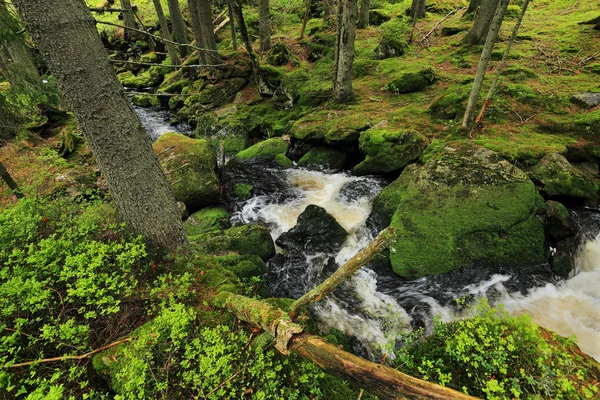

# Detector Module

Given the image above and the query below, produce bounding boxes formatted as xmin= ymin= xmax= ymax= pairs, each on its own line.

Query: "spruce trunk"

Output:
xmin=119 ymin=0 xmax=139 ymax=41
xmin=187 ymin=0 xmax=207 ymax=64
xmin=410 ymin=0 xmax=426 ymax=19
xmin=464 ymin=0 xmax=500 ymax=45
xmin=258 ymin=0 xmax=272 ymax=51
xmin=12 ymin=0 xmax=190 ymax=253
xmin=462 ymin=0 xmax=509 ymax=129
xmin=333 ymin=0 xmax=357 ymax=103
xmin=197 ymin=0 xmax=219 ymax=65
xmin=357 ymin=0 xmax=370 ymax=28
xmin=464 ymin=0 xmax=481 ymax=15
xmin=227 ymin=0 xmax=238 ymax=50
xmin=152 ymin=0 xmax=180 ymax=65
xmin=231 ymin=0 xmax=260 ymax=74
xmin=167 ymin=0 xmax=189 ymax=57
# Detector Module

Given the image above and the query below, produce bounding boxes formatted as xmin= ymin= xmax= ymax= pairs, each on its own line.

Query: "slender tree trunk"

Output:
xmin=197 ymin=0 xmax=219 ymax=65
xmin=226 ymin=0 xmax=237 ymax=49
xmin=464 ymin=0 xmax=481 ymax=16
xmin=357 ymin=0 xmax=370 ymax=28
xmin=119 ymin=0 xmax=139 ymax=41
xmin=333 ymin=0 xmax=357 ymax=103
xmin=258 ymin=0 xmax=272 ymax=51
xmin=0 ymin=162 xmax=23 ymax=198
xmin=462 ymin=0 xmax=509 ymax=129
xmin=167 ymin=0 xmax=188 ymax=57
xmin=409 ymin=0 xmax=426 ymax=19
xmin=231 ymin=0 xmax=259 ymax=74
xmin=323 ymin=0 xmax=335 ymax=23
xmin=464 ymin=0 xmax=502 ymax=46
xmin=475 ymin=0 xmax=529 ymax=125
xmin=187 ymin=0 xmax=207 ymax=64
xmin=299 ymin=0 xmax=312 ymax=39
xmin=12 ymin=0 xmax=190 ymax=253
xmin=152 ymin=0 xmax=180 ymax=65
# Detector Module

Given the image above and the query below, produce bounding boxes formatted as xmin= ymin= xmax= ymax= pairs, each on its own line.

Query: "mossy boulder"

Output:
xmin=153 ymin=132 xmax=220 ymax=210
xmin=543 ymin=200 xmax=575 ymax=241
xmin=158 ymin=78 xmax=191 ymax=94
xmin=353 ymin=129 xmax=429 ymax=176
xmin=131 ymin=93 xmax=160 ymax=107
xmin=228 ymin=137 xmax=289 ymax=166
xmin=275 ymin=153 xmax=294 ymax=169
xmin=373 ymin=146 xmax=546 ymax=278
xmin=428 ymin=83 xmax=471 ymax=120
xmin=290 ymin=111 xmax=372 ymax=145
xmin=297 ymin=147 xmax=347 ymax=171
xmin=190 ymin=224 xmax=276 ymax=261
xmin=210 ymin=254 xmax=268 ymax=279
xmin=117 ymin=70 xmax=162 ymax=88
xmin=184 ymin=207 xmax=230 ymax=236
xmin=374 ymin=38 xmax=408 ymax=60
xmin=267 ymin=42 xmax=293 ymax=66
xmin=369 ymin=9 xmax=392 ymax=26
xmin=529 ymin=153 xmax=599 ymax=204
xmin=189 ymin=78 xmax=248 ymax=111
xmin=384 ymin=68 xmax=437 ymax=94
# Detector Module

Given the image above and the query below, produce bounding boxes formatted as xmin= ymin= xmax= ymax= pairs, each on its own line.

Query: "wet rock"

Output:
xmin=543 ymin=200 xmax=576 ymax=241
xmin=153 ymin=132 xmax=220 ymax=210
xmin=298 ymin=147 xmax=347 ymax=171
xmin=117 ymin=70 xmax=162 ymax=88
xmin=529 ymin=153 xmax=599 ymax=204
xmin=338 ymin=178 xmax=387 ymax=203
xmin=227 ymin=137 xmax=289 ymax=166
xmin=184 ymin=207 xmax=230 ymax=236
xmin=570 ymin=92 xmax=600 ymax=109
xmin=551 ymin=237 xmax=579 ymax=278
xmin=373 ymin=146 xmax=547 ymax=278
xmin=290 ymin=110 xmax=372 ymax=146
xmin=384 ymin=67 xmax=436 ymax=94
xmin=276 ymin=205 xmax=348 ymax=254
xmin=233 ymin=183 xmax=253 ymax=200
xmin=190 ymin=224 xmax=276 ymax=261
xmin=353 ymin=129 xmax=428 ymax=176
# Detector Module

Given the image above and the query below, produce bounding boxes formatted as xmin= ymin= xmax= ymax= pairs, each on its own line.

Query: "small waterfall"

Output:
xmin=132 ymin=105 xmax=191 ymax=141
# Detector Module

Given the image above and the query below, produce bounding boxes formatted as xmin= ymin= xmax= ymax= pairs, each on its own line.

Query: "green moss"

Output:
xmin=190 ymin=224 xmax=276 ymax=261
xmin=353 ymin=129 xmax=428 ymax=175
xmin=184 ymin=207 xmax=230 ymax=236
xmin=117 ymin=70 xmax=162 ymax=89
xmin=297 ymin=147 xmax=347 ymax=170
xmin=290 ymin=110 xmax=372 ymax=145
xmin=158 ymin=78 xmax=191 ymax=94
xmin=206 ymin=254 xmax=268 ymax=279
xmin=275 ymin=153 xmax=294 ymax=168
xmin=233 ymin=183 xmax=253 ymax=200
xmin=428 ymin=83 xmax=471 ymax=120
xmin=501 ymin=64 xmax=538 ymax=82
xmin=131 ymin=93 xmax=160 ymax=107
xmin=139 ymin=51 xmax=159 ymax=64
xmin=505 ymin=5 xmax=521 ymax=19
xmin=384 ymin=67 xmax=437 ymax=94
xmin=228 ymin=137 xmax=289 ymax=165
xmin=267 ymin=42 xmax=294 ymax=66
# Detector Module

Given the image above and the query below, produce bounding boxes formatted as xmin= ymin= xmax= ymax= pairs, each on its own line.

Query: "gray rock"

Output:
xmin=570 ymin=92 xmax=600 ymax=109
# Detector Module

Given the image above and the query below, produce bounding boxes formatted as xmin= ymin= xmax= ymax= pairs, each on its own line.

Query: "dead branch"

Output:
xmin=422 ymin=7 xmax=466 ymax=41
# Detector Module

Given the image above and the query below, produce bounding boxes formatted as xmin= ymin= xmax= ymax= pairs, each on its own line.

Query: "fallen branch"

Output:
xmin=5 ymin=338 xmax=132 ymax=368
xmin=110 ymin=59 xmax=224 ymax=68
xmin=88 ymin=7 xmax=130 ymax=13
xmin=422 ymin=7 xmax=466 ymax=41
xmin=214 ymin=17 xmax=230 ymax=34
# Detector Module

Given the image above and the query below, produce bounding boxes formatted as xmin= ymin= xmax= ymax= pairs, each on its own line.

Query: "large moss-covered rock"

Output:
xmin=384 ymin=68 xmax=436 ymax=94
xmin=428 ymin=83 xmax=471 ymax=120
xmin=228 ymin=137 xmax=288 ymax=165
xmin=290 ymin=111 xmax=372 ymax=145
xmin=374 ymin=38 xmax=408 ymax=60
xmin=153 ymin=132 xmax=220 ymax=210
xmin=529 ymin=153 xmax=599 ymax=204
xmin=117 ymin=70 xmax=162 ymax=88
xmin=374 ymin=147 xmax=546 ymax=278
xmin=131 ymin=93 xmax=160 ymax=107
xmin=297 ymin=147 xmax=347 ymax=171
xmin=184 ymin=207 xmax=230 ymax=236
xmin=353 ymin=129 xmax=429 ymax=175
xmin=190 ymin=224 xmax=276 ymax=261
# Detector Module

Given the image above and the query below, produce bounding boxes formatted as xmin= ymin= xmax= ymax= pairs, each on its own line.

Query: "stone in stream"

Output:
xmin=227 ymin=137 xmax=290 ymax=166
xmin=371 ymin=146 xmax=547 ymax=278
xmin=189 ymin=224 xmax=276 ymax=261
xmin=297 ymin=147 xmax=347 ymax=171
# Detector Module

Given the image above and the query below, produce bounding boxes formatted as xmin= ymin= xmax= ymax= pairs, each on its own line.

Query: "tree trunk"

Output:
xmin=357 ymin=0 xmax=370 ymax=28
xmin=152 ymin=0 xmax=180 ymax=65
xmin=167 ymin=0 xmax=188 ymax=57
xmin=258 ymin=0 xmax=272 ymax=51
xmin=333 ymin=0 xmax=357 ymax=103
xmin=409 ymin=0 xmax=426 ymax=19
xmin=226 ymin=0 xmax=237 ymax=49
xmin=463 ymin=0 xmax=502 ymax=46
xmin=0 ymin=162 xmax=23 ymax=198
xmin=12 ymin=0 xmax=190 ymax=253
xmin=197 ymin=0 xmax=219 ymax=65
xmin=299 ymin=0 xmax=312 ymax=39
xmin=119 ymin=0 xmax=139 ymax=41
xmin=231 ymin=0 xmax=260 ymax=74
xmin=323 ymin=0 xmax=335 ymax=23
xmin=462 ymin=0 xmax=509 ymax=129
xmin=187 ymin=0 xmax=207 ymax=64
xmin=475 ymin=0 xmax=530 ymax=125
xmin=464 ymin=0 xmax=481 ymax=15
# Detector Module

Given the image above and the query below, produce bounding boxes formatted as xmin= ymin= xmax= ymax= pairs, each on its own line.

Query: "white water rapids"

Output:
xmin=233 ymin=167 xmax=600 ymax=361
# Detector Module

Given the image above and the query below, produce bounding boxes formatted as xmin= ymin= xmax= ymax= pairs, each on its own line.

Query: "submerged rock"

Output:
xmin=372 ymin=146 xmax=546 ymax=278
xmin=153 ymin=132 xmax=220 ymax=210
xmin=529 ymin=153 xmax=599 ymax=204
xmin=297 ymin=147 xmax=347 ymax=171
xmin=353 ymin=129 xmax=428 ymax=176
xmin=190 ymin=224 xmax=276 ymax=261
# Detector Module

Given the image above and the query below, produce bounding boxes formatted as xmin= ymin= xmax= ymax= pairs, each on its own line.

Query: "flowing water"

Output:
xmin=133 ymin=105 xmax=191 ymax=141
xmin=232 ymin=167 xmax=600 ymax=361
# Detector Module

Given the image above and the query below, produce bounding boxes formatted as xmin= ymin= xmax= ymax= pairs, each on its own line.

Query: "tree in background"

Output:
xmin=409 ymin=0 xmax=426 ymax=20
xmin=464 ymin=0 xmax=481 ymax=16
xmin=152 ymin=0 xmax=180 ymax=65
xmin=119 ymin=0 xmax=139 ymax=41
xmin=333 ymin=0 xmax=357 ymax=103
xmin=187 ymin=0 xmax=207 ymax=63
xmin=168 ymin=0 xmax=189 ymax=57
xmin=357 ymin=0 xmax=370 ymax=29
xmin=12 ymin=0 xmax=190 ymax=253
xmin=259 ymin=0 xmax=272 ymax=51
xmin=197 ymin=0 xmax=219 ymax=65
xmin=464 ymin=0 xmax=504 ymax=45
xmin=227 ymin=0 xmax=238 ymax=50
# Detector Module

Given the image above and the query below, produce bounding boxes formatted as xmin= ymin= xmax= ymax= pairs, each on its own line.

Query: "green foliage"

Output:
xmin=0 ymin=196 xmax=147 ymax=398
xmin=393 ymin=299 xmax=600 ymax=399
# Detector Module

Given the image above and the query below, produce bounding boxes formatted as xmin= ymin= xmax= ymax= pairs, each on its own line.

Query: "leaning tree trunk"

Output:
xmin=258 ymin=0 xmax=271 ymax=51
xmin=475 ymin=0 xmax=530 ymax=125
xmin=357 ymin=0 xmax=370 ymax=28
xmin=119 ymin=0 xmax=139 ymax=41
xmin=299 ymin=0 xmax=312 ymax=39
xmin=333 ymin=0 xmax=357 ymax=103
xmin=187 ymin=0 xmax=207 ymax=64
xmin=464 ymin=0 xmax=502 ymax=45
xmin=167 ymin=0 xmax=188 ymax=57
xmin=323 ymin=0 xmax=336 ymax=23
xmin=231 ymin=0 xmax=260 ymax=74
xmin=197 ymin=0 xmax=219 ymax=65
xmin=152 ymin=0 xmax=180 ymax=65
xmin=409 ymin=0 xmax=426 ymax=19
xmin=12 ymin=0 xmax=190 ymax=253
xmin=0 ymin=162 xmax=23 ymax=199
xmin=464 ymin=0 xmax=481 ymax=16
xmin=226 ymin=0 xmax=237 ymax=49
xmin=462 ymin=0 xmax=509 ymax=129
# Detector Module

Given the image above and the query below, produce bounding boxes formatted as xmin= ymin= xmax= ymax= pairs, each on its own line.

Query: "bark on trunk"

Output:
xmin=0 ymin=162 xmax=23 ymax=198
xmin=299 ymin=0 xmax=312 ymax=39
xmin=333 ymin=0 xmax=357 ymax=103
xmin=464 ymin=0 xmax=502 ymax=46
xmin=323 ymin=0 xmax=336 ymax=23
xmin=227 ymin=0 xmax=237 ymax=49
xmin=197 ymin=0 xmax=219 ymax=65
xmin=187 ymin=0 xmax=207 ymax=64
xmin=409 ymin=0 xmax=426 ymax=19
xmin=231 ymin=0 xmax=260 ymax=74
xmin=167 ymin=0 xmax=188 ymax=57
xmin=119 ymin=0 xmax=139 ymax=41
xmin=464 ymin=0 xmax=481 ymax=15
xmin=462 ymin=0 xmax=509 ymax=129
xmin=258 ymin=0 xmax=271 ymax=51
xmin=475 ymin=0 xmax=529 ymax=125
xmin=152 ymin=0 xmax=180 ymax=65
xmin=12 ymin=0 xmax=190 ymax=253
xmin=357 ymin=0 xmax=370 ymax=28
